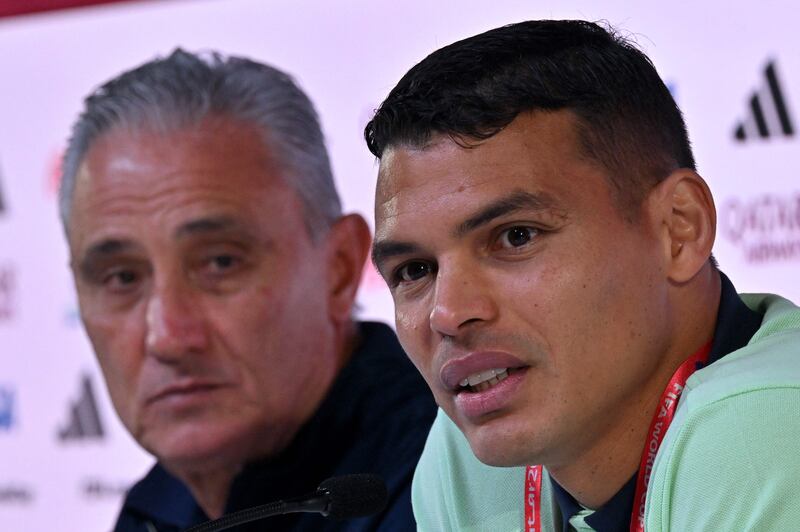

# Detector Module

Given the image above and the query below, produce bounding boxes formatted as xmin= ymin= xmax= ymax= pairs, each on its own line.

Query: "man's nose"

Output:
xmin=429 ymin=263 xmax=497 ymax=338
xmin=145 ymin=277 xmax=209 ymax=362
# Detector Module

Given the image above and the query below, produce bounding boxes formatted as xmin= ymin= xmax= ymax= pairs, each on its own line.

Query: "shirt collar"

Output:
xmin=550 ymin=473 xmax=637 ymax=532
xmin=707 ymin=272 xmax=763 ymax=366
xmin=123 ymin=463 xmax=207 ymax=528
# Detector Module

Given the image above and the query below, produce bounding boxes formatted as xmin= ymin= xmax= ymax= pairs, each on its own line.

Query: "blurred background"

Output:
xmin=0 ymin=0 xmax=797 ymax=529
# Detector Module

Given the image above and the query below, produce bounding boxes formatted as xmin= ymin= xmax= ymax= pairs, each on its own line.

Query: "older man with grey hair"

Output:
xmin=60 ymin=49 xmax=435 ymax=532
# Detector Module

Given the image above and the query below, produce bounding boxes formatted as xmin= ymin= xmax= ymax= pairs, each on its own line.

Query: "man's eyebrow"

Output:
xmin=454 ymin=189 xmax=560 ymax=237
xmin=371 ymin=241 xmax=422 ymax=271
xmin=371 ymin=190 xmax=560 ymax=271
xmin=77 ymin=239 xmax=138 ymax=277
xmin=76 ymin=216 xmax=252 ymax=275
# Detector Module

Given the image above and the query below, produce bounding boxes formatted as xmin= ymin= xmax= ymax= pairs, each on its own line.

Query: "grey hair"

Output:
xmin=59 ymin=48 xmax=342 ymax=238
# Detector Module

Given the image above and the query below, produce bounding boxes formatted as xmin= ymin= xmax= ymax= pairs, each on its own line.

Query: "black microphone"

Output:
xmin=183 ymin=474 xmax=388 ymax=532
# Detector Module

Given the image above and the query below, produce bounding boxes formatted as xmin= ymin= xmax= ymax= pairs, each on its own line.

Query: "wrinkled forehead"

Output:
xmin=66 ymin=117 xmax=302 ymax=250
xmin=373 ymin=111 xmax=617 ymax=240
xmin=376 ymin=110 xmax=587 ymax=196
xmin=74 ymin=117 xmax=280 ymax=199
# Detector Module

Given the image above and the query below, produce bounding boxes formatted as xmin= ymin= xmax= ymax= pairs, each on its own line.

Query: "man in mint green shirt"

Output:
xmin=364 ymin=19 xmax=800 ymax=531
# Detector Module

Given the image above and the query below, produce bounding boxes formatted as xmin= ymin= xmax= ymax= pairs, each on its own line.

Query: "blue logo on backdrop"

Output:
xmin=0 ymin=387 xmax=15 ymax=431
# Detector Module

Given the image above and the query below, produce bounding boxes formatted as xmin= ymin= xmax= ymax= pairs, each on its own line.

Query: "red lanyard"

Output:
xmin=524 ymin=343 xmax=711 ymax=532
xmin=524 ymin=463 xmax=543 ymax=531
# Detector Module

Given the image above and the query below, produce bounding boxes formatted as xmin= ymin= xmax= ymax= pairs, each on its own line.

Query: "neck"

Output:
xmin=546 ymin=379 xmax=666 ymax=508
xmin=549 ymin=267 xmax=721 ymax=509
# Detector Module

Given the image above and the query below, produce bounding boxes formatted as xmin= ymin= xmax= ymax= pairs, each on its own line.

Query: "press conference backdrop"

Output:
xmin=0 ymin=0 xmax=797 ymax=529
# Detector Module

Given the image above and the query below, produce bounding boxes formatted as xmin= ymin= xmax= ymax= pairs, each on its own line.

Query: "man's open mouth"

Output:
xmin=458 ymin=368 xmax=517 ymax=393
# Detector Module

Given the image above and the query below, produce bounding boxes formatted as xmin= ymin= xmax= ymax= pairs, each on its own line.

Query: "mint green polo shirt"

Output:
xmin=412 ymin=293 xmax=800 ymax=531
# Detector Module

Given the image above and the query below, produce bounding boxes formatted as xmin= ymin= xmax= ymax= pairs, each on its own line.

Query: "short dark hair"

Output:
xmin=364 ymin=20 xmax=695 ymax=217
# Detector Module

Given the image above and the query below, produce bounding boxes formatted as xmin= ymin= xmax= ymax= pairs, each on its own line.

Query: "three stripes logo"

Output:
xmin=58 ymin=374 xmax=105 ymax=441
xmin=733 ymin=60 xmax=795 ymax=142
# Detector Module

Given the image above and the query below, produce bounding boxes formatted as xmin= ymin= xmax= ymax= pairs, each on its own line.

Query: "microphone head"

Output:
xmin=318 ymin=474 xmax=388 ymax=519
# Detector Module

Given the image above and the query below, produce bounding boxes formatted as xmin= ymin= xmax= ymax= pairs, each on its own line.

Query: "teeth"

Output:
xmin=460 ymin=368 xmax=509 ymax=389
xmin=468 ymin=368 xmax=498 ymax=386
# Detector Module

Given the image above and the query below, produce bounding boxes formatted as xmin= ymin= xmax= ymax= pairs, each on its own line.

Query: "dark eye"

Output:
xmin=497 ymin=226 xmax=538 ymax=249
xmin=394 ymin=261 xmax=432 ymax=284
xmin=117 ymin=271 xmax=137 ymax=283
xmin=210 ymin=255 xmax=237 ymax=270
xmin=194 ymin=248 xmax=249 ymax=287
xmin=103 ymin=269 xmax=139 ymax=291
xmin=203 ymin=253 xmax=245 ymax=276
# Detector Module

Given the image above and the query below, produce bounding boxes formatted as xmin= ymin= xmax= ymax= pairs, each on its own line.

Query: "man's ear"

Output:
xmin=324 ymin=213 xmax=372 ymax=323
xmin=648 ymin=169 xmax=717 ymax=284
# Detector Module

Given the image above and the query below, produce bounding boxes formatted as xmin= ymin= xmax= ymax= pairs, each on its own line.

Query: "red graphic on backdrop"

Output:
xmin=721 ymin=193 xmax=800 ymax=262
xmin=46 ymin=149 xmax=64 ymax=197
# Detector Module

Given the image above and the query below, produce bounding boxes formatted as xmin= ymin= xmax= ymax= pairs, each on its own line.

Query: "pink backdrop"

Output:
xmin=0 ymin=1 xmax=797 ymax=530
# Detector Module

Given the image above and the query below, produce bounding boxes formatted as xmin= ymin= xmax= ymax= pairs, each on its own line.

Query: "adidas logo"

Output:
xmin=734 ymin=60 xmax=795 ymax=141
xmin=58 ymin=374 xmax=105 ymax=441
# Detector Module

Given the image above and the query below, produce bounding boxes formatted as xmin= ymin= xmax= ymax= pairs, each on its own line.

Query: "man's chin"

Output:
xmin=469 ymin=442 xmax=528 ymax=468
xmin=462 ymin=420 xmax=537 ymax=468
xmin=140 ymin=424 xmax=248 ymax=470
